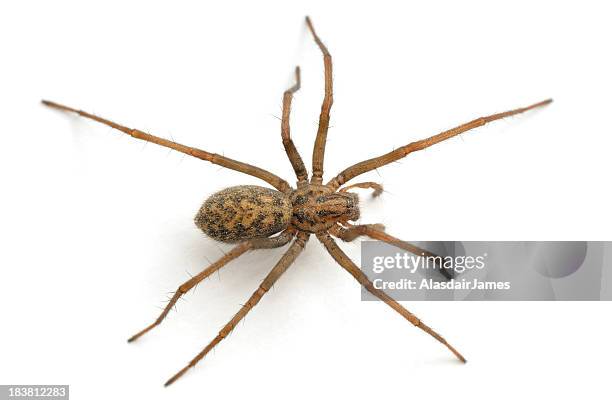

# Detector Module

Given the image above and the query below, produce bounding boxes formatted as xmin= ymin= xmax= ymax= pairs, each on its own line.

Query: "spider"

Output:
xmin=42 ymin=16 xmax=551 ymax=386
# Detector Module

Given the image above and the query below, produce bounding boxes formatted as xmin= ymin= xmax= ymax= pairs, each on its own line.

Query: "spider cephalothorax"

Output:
xmin=290 ymin=185 xmax=360 ymax=234
xmin=42 ymin=16 xmax=551 ymax=386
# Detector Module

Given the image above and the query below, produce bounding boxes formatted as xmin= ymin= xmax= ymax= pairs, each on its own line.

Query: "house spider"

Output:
xmin=42 ymin=16 xmax=551 ymax=386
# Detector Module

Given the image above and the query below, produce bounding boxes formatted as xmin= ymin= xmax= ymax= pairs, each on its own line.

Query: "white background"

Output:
xmin=1 ymin=1 xmax=611 ymax=405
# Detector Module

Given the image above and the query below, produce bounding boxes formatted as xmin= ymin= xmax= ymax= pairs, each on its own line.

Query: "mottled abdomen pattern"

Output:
xmin=195 ymin=185 xmax=292 ymax=243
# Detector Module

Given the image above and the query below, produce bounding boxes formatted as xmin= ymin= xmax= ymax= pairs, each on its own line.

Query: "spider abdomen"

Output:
xmin=195 ymin=185 xmax=292 ymax=243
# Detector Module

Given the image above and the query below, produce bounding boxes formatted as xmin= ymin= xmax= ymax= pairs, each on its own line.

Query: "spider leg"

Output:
xmin=165 ymin=232 xmax=309 ymax=386
xmin=128 ymin=230 xmax=296 ymax=343
xmin=41 ymin=100 xmax=292 ymax=193
xmin=339 ymin=182 xmax=383 ymax=198
xmin=317 ymin=232 xmax=466 ymax=363
xmin=305 ymin=16 xmax=333 ymax=184
xmin=281 ymin=67 xmax=309 ymax=185
xmin=327 ymin=98 xmax=553 ymax=189
xmin=330 ymin=224 xmax=453 ymax=279
xmin=128 ymin=243 xmax=250 ymax=343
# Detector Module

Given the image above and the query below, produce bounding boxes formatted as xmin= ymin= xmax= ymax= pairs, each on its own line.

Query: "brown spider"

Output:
xmin=42 ymin=16 xmax=551 ymax=386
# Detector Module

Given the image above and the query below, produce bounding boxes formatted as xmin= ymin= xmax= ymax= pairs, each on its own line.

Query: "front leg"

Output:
xmin=317 ymin=232 xmax=466 ymax=363
xmin=327 ymin=98 xmax=552 ymax=189
xmin=331 ymin=223 xmax=453 ymax=280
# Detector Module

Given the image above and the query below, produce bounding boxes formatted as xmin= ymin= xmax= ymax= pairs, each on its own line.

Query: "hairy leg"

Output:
xmin=42 ymin=100 xmax=292 ymax=193
xmin=165 ymin=232 xmax=310 ymax=386
xmin=305 ymin=16 xmax=333 ymax=184
xmin=281 ymin=67 xmax=308 ymax=185
xmin=331 ymin=223 xmax=386 ymax=240
xmin=327 ymin=99 xmax=552 ymax=189
xmin=339 ymin=182 xmax=383 ymax=197
xmin=317 ymin=232 xmax=466 ymax=363
xmin=331 ymin=224 xmax=453 ymax=279
xmin=128 ymin=230 xmax=296 ymax=343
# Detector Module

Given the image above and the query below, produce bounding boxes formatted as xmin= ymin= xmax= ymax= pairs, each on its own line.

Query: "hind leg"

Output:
xmin=165 ymin=233 xmax=309 ymax=386
xmin=128 ymin=230 xmax=296 ymax=342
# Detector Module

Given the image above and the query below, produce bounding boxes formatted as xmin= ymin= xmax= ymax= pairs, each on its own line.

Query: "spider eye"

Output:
xmin=293 ymin=195 xmax=308 ymax=205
